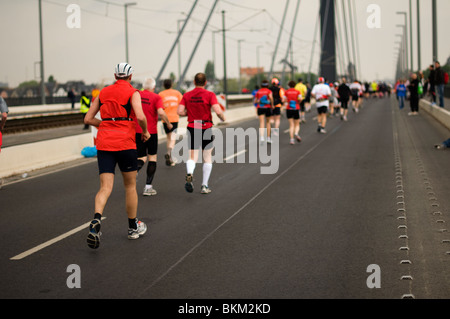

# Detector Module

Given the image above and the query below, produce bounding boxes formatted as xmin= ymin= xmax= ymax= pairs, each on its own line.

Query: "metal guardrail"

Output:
xmin=4 ymin=93 xmax=252 ymax=107
xmin=4 ymin=96 xmax=80 ymax=107
xmin=3 ymin=95 xmax=254 ymax=135
xmin=3 ymin=112 xmax=84 ymax=134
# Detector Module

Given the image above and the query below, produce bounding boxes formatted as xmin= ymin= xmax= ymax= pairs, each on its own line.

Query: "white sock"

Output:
xmin=202 ymin=163 xmax=213 ymax=187
xmin=186 ymin=159 xmax=196 ymax=175
xmin=145 ymin=184 xmax=152 ymax=189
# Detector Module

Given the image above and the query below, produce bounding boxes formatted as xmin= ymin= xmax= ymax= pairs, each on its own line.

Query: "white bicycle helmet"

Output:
xmin=114 ymin=63 xmax=134 ymax=77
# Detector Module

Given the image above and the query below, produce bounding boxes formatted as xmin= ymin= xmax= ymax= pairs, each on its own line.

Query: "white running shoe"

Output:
xmin=128 ymin=219 xmax=147 ymax=239
xmin=201 ymin=185 xmax=212 ymax=194
xmin=143 ymin=186 xmax=157 ymax=196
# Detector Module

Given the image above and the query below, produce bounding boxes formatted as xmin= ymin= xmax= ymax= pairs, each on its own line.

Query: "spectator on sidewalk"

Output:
xmin=427 ymin=64 xmax=436 ymax=105
xmin=408 ymin=73 xmax=419 ymax=115
xmin=395 ymin=79 xmax=407 ymax=110
xmin=68 ymin=88 xmax=76 ymax=109
xmin=435 ymin=61 xmax=445 ymax=108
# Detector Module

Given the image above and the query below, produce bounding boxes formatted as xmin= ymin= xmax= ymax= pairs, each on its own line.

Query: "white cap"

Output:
xmin=115 ymin=63 xmax=134 ymax=77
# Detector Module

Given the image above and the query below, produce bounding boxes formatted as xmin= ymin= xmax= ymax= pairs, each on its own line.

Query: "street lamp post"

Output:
xmin=124 ymin=2 xmax=137 ymax=63
xmin=394 ymin=40 xmax=404 ymax=77
xmin=417 ymin=0 xmax=421 ymax=70
xmin=38 ymin=0 xmax=45 ymax=105
xmin=396 ymin=24 xmax=407 ymax=74
xmin=432 ymin=0 xmax=438 ymax=62
xmin=222 ymin=10 xmax=228 ymax=109
xmin=177 ymin=19 xmax=185 ymax=83
xmin=257 ymin=45 xmax=263 ymax=87
xmin=409 ymin=0 xmax=413 ymax=71
xmin=395 ymin=33 xmax=406 ymax=77
xmin=396 ymin=12 xmax=410 ymax=72
xmin=238 ymin=39 xmax=244 ymax=94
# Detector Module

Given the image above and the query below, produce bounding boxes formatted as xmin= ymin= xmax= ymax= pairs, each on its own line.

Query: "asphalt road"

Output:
xmin=1 ymin=97 xmax=449 ymax=302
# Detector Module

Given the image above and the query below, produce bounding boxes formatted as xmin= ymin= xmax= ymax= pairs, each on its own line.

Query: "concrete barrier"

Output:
xmin=419 ymin=99 xmax=450 ymax=131
xmin=0 ymin=105 xmax=257 ymax=178
xmin=0 ymin=134 xmax=93 ymax=178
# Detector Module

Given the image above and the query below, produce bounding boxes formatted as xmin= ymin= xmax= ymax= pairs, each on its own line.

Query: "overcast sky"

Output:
xmin=1 ymin=0 xmax=449 ymax=88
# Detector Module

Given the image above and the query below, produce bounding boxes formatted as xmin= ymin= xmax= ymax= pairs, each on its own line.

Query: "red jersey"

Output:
xmin=135 ymin=90 xmax=164 ymax=134
xmin=180 ymin=87 xmax=218 ymax=129
xmin=285 ymin=88 xmax=302 ymax=110
xmin=254 ymin=88 xmax=272 ymax=108
xmin=97 ymin=80 xmax=137 ymax=151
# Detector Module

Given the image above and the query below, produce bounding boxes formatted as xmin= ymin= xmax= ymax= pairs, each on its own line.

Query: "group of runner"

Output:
xmin=83 ymin=62 xmax=375 ymax=249
xmin=83 ymin=64 xmax=225 ymax=249
xmin=363 ymin=81 xmax=392 ymax=99
xmin=253 ymin=76 xmax=367 ymax=144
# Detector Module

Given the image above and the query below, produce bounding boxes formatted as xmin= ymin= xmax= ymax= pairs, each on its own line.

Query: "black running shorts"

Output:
xmin=271 ymin=107 xmax=281 ymax=116
xmin=257 ymin=108 xmax=272 ymax=117
xmin=341 ymin=100 xmax=349 ymax=110
xmin=187 ymin=127 xmax=214 ymax=151
xmin=97 ymin=149 xmax=138 ymax=174
xmin=286 ymin=109 xmax=300 ymax=120
xmin=136 ymin=133 xmax=158 ymax=157
xmin=300 ymin=100 xmax=306 ymax=112
xmin=163 ymin=122 xmax=178 ymax=134
xmin=317 ymin=106 xmax=328 ymax=115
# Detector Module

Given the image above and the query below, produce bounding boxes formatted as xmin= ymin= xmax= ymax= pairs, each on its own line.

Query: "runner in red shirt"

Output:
xmin=178 ymin=73 xmax=225 ymax=194
xmin=284 ymin=81 xmax=303 ymax=145
xmin=254 ymin=80 xmax=274 ymax=143
xmin=84 ymin=63 xmax=150 ymax=248
xmin=134 ymin=77 xmax=172 ymax=196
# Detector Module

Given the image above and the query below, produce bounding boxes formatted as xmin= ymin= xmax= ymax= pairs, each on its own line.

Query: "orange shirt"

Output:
xmin=91 ymin=88 xmax=100 ymax=100
xmin=159 ymin=88 xmax=183 ymax=123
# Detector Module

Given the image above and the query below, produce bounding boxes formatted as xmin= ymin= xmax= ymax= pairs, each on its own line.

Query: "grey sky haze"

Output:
xmin=1 ymin=0 xmax=449 ymax=88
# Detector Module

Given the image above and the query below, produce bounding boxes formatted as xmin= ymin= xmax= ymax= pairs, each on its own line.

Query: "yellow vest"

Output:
xmin=80 ymin=96 xmax=90 ymax=113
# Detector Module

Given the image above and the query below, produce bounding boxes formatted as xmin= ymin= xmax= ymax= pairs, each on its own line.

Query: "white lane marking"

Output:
xmin=224 ymin=150 xmax=247 ymax=162
xmin=10 ymin=217 xmax=106 ymax=260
